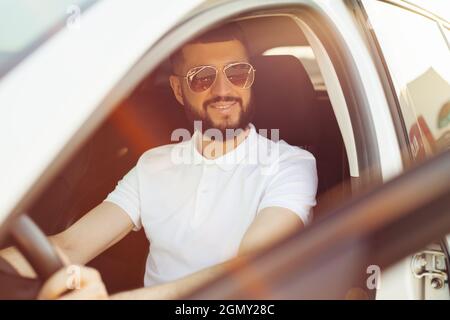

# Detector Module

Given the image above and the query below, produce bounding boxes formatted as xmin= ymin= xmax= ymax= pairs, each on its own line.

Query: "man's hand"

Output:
xmin=38 ymin=265 xmax=108 ymax=300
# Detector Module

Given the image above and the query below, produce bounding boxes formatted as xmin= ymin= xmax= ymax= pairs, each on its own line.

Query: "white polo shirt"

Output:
xmin=104 ymin=123 xmax=317 ymax=287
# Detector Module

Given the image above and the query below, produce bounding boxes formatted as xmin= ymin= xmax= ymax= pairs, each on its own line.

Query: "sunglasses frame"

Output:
xmin=175 ymin=62 xmax=256 ymax=93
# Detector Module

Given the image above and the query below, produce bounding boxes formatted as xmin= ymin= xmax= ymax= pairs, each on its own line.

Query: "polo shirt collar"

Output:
xmin=190 ymin=123 xmax=257 ymax=171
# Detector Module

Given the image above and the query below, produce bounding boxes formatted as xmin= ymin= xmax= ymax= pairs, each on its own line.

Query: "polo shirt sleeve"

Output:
xmin=103 ymin=166 xmax=142 ymax=231
xmin=257 ymin=149 xmax=318 ymax=225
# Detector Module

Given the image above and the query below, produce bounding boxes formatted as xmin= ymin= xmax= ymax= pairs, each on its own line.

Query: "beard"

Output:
xmin=182 ymin=93 xmax=255 ymax=141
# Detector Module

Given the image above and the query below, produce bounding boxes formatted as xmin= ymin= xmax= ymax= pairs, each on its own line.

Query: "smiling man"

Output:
xmin=169 ymin=25 xmax=255 ymax=139
xmin=0 ymin=23 xmax=318 ymax=299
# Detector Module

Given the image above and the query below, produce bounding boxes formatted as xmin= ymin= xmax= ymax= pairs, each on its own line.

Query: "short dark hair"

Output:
xmin=170 ymin=22 xmax=248 ymax=75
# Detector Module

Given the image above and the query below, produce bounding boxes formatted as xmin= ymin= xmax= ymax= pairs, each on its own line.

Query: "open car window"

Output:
xmin=3 ymin=7 xmax=360 ymax=294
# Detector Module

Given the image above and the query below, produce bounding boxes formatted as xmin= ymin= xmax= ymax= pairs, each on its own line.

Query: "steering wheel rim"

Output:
xmin=10 ymin=214 xmax=64 ymax=281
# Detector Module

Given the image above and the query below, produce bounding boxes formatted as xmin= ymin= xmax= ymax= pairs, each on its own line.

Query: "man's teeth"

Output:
xmin=211 ymin=101 xmax=235 ymax=109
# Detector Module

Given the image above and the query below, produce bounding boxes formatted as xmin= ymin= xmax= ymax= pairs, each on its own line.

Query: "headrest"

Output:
xmin=251 ymin=55 xmax=318 ymax=148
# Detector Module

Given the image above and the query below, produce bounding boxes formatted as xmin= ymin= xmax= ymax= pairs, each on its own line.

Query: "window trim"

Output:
xmin=352 ymin=0 xmax=413 ymax=166
xmin=380 ymin=0 xmax=449 ymax=26
xmin=294 ymin=15 xmax=360 ymax=178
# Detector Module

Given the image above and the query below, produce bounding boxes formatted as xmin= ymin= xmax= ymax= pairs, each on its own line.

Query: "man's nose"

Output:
xmin=210 ymin=70 xmax=232 ymax=96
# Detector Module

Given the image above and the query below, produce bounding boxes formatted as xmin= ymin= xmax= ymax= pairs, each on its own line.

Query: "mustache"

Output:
xmin=203 ymin=96 xmax=242 ymax=110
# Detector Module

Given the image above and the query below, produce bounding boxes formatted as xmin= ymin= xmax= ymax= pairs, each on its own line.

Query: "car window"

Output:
xmin=12 ymin=12 xmax=354 ymax=293
xmin=0 ymin=0 xmax=98 ymax=77
xmin=363 ymin=1 xmax=450 ymax=162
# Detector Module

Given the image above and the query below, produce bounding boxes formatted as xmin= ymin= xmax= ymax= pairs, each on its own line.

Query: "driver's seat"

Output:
xmin=251 ymin=54 xmax=347 ymax=199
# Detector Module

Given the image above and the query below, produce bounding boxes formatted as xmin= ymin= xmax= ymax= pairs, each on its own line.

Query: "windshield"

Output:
xmin=0 ymin=0 xmax=98 ymax=78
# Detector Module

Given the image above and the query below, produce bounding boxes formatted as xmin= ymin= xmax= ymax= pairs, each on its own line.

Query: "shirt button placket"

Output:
xmin=192 ymin=165 xmax=212 ymax=227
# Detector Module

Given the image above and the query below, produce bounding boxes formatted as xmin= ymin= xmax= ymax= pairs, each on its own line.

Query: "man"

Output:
xmin=1 ymin=23 xmax=317 ymax=299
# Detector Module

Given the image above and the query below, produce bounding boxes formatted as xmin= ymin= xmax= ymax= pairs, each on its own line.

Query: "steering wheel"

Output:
xmin=7 ymin=214 xmax=64 ymax=282
xmin=0 ymin=214 xmax=64 ymax=299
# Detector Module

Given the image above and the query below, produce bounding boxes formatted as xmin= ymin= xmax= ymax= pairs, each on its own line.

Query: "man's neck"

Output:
xmin=198 ymin=126 xmax=250 ymax=160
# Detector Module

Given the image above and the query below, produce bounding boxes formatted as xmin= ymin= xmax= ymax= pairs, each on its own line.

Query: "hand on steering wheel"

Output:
xmin=9 ymin=214 xmax=107 ymax=299
xmin=10 ymin=214 xmax=65 ymax=280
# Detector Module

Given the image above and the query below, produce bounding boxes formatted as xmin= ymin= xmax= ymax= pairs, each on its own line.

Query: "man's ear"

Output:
xmin=169 ymin=75 xmax=185 ymax=106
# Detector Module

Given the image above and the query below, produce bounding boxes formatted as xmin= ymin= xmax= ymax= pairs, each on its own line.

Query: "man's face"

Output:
xmin=170 ymin=40 xmax=254 ymax=137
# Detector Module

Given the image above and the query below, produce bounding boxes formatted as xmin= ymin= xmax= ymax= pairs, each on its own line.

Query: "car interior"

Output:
xmin=4 ymin=15 xmax=352 ymax=294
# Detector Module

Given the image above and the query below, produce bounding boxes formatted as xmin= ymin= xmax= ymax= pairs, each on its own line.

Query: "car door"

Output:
xmin=185 ymin=148 xmax=450 ymax=299
xmin=355 ymin=0 xmax=450 ymax=299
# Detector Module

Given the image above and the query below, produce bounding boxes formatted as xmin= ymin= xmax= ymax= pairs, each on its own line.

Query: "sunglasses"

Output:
xmin=176 ymin=62 xmax=256 ymax=93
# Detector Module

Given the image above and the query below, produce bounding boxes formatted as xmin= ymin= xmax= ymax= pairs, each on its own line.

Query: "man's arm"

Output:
xmin=111 ymin=206 xmax=305 ymax=300
xmin=0 ymin=201 xmax=134 ymax=278
xmin=237 ymin=206 xmax=304 ymax=256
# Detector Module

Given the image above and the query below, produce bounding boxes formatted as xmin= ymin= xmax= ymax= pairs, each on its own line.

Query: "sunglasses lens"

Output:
xmin=225 ymin=63 xmax=254 ymax=88
xmin=188 ymin=66 xmax=217 ymax=92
